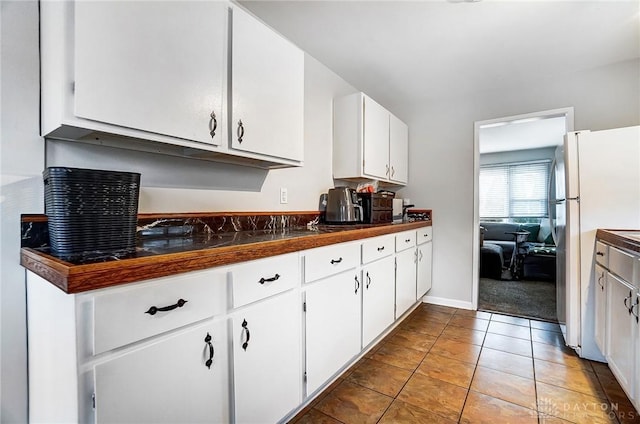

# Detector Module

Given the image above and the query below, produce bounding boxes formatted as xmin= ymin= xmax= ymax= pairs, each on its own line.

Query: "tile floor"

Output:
xmin=289 ymin=304 xmax=640 ymax=424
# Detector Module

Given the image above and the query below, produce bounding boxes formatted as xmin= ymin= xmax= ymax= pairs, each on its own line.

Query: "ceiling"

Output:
xmin=240 ymin=0 xmax=640 ymax=123
xmin=479 ymin=115 xmax=567 ymax=154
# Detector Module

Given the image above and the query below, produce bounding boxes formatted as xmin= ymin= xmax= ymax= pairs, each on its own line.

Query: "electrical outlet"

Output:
xmin=280 ymin=187 xmax=288 ymax=204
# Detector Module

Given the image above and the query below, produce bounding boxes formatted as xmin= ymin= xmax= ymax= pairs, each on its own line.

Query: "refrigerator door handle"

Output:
xmin=549 ymin=158 xmax=558 ymax=245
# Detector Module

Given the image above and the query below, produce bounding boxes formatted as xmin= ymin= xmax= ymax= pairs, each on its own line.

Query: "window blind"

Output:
xmin=480 ymin=161 xmax=550 ymax=219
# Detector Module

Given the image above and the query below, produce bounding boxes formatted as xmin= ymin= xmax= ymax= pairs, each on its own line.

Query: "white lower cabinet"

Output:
xmin=305 ymin=271 xmax=362 ymax=395
xmin=94 ymin=319 xmax=229 ymax=424
xmin=232 ymin=290 xmax=302 ymax=423
xmin=606 ymin=271 xmax=637 ymax=400
xmin=395 ymin=248 xmax=417 ymax=319
xmin=417 ymin=227 xmax=433 ymax=298
xmin=594 ymin=264 xmax=607 ymax=355
xmin=362 ymin=255 xmax=396 ymax=347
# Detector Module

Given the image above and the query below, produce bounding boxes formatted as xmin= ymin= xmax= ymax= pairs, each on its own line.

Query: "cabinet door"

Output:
xmin=362 ymin=256 xmax=395 ymax=346
xmin=395 ymin=249 xmax=417 ymax=318
xmin=305 ymin=272 xmax=362 ymax=394
xmin=231 ymin=6 xmax=304 ymax=162
xmin=94 ymin=320 xmax=229 ymax=424
xmin=417 ymin=241 xmax=433 ymax=298
xmin=606 ymin=272 xmax=636 ymax=399
xmin=74 ymin=1 xmax=225 ymax=145
xmin=594 ymin=264 xmax=607 ymax=355
xmin=232 ymin=291 xmax=302 ymax=423
xmin=362 ymin=96 xmax=390 ymax=180
xmin=389 ymin=114 xmax=408 ymax=184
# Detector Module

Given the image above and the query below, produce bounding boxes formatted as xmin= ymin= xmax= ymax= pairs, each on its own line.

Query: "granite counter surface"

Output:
xmin=21 ymin=211 xmax=432 ymax=294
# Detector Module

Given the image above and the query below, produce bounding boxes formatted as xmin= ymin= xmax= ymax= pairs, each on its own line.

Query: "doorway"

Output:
xmin=472 ymin=108 xmax=574 ymax=321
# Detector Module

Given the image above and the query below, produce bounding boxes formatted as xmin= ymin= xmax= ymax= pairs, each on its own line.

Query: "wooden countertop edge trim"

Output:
xmin=22 ymin=221 xmax=431 ymax=294
xmin=596 ymin=229 xmax=640 ymax=254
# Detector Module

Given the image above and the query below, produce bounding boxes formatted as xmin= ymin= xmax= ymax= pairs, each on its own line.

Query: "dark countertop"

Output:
xmin=596 ymin=229 xmax=640 ymax=254
xmin=21 ymin=219 xmax=432 ymax=294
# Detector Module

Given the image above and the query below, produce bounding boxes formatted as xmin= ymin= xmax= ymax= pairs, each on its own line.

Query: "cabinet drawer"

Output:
xmin=595 ymin=241 xmax=609 ymax=267
xmin=395 ymin=230 xmax=416 ymax=252
xmin=417 ymin=226 xmax=433 ymax=244
xmin=92 ymin=268 xmax=227 ymax=355
xmin=609 ymin=246 xmax=636 ymax=284
xmin=304 ymin=243 xmax=359 ymax=283
xmin=362 ymin=234 xmax=394 ymax=264
xmin=231 ymin=253 xmax=299 ymax=308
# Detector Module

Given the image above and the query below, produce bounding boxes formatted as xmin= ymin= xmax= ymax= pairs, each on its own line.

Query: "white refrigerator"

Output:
xmin=554 ymin=125 xmax=640 ymax=361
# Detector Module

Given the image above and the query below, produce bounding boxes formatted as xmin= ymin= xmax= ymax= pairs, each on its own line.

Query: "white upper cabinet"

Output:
xmin=230 ymin=6 xmax=304 ymax=162
xmin=389 ymin=113 xmax=409 ymax=184
xmin=333 ymin=92 xmax=409 ymax=185
xmin=74 ymin=1 xmax=225 ymax=146
xmin=40 ymin=1 xmax=304 ymax=168
xmin=362 ymin=96 xmax=390 ymax=180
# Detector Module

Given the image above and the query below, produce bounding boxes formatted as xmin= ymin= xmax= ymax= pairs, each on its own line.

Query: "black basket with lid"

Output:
xmin=43 ymin=167 xmax=141 ymax=261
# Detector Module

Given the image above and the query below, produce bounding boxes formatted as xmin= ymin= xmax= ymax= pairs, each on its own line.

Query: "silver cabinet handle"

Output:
xmin=237 ymin=120 xmax=244 ymax=143
xmin=391 ymin=166 xmax=395 ymax=177
xmin=385 ymin=164 xmax=389 ymax=176
xmin=354 ymin=275 xmax=360 ymax=294
xmin=366 ymin=272 xmax=371 ymax=289
xmin=209 ymin=110 xmax=217 ymax=138
xmin=419 ymin=249 xmax=424 ymax=261
xmin=414 ymin=250 xmax=418 ymax=264
xmin=632 ymin=298 xmax=639 ymax=323
xmin=597 ymin=273 xmax=605 ymax=291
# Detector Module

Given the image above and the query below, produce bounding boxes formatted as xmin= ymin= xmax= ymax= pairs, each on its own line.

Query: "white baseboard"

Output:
xmin=421 ymin=295 xmax=474 ymax=311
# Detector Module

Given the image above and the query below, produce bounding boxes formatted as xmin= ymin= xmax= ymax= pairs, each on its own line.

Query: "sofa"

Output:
xmin=480 ymin=221 xmax=556 ymax=281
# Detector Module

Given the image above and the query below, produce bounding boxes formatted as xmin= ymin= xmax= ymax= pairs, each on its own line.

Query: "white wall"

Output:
xmin=402 ymin=58 xmax=640 ymax=306
xmin=0 ymin=1 xmax=44 ymax=422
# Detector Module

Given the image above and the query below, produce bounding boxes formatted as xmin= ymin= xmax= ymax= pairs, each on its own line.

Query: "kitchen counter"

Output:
xmin=21 ymin=212 xmax=432 ymax=294
xmin=596 ymin=229 xmax=640 ymax=254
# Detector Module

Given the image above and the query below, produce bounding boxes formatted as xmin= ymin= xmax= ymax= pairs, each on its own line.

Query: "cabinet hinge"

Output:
xmin=303 ymin=301 xmax=306 ymax=312
xmin=92 ymin=392 xmax=96 ymax=409
xmin=303 ymin=372 xmax=307 ymax=383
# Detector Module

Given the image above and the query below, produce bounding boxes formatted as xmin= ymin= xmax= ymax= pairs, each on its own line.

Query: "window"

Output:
xmin=480 ymin=161 xmax=550 ymax=220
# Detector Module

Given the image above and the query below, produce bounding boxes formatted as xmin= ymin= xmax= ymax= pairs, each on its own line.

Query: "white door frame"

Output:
xmin=472 ymin=107 xmax=575 ymax=310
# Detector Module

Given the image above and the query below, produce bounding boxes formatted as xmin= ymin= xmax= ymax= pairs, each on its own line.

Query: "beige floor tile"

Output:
xmin=532 ymin=341 xmax=591 ymax=369
xmin=346 ymin=359 xmax=413 ymax=397
xmin=460 ymin=390 xmax=538 ymax=424
xmin=315 ymin=380 xmax=393 ymax=424
xmin=397 ymin=373 xmax=468 ymax=422
xmin=530 ymin=320 xmax=562 ymax=333
xmin=531 ymin=328 xmax=565 ymax=346
xmin=477 ymin=347 xmax=534 ymax=379
xmin=293 ymin=408 xmax=343 ymax=424
xmin=455 ymin=309 xmax=493 ymax=320
xmin=411 ymin=309 xmax=454 ymax=324
xmin=483 ymin=332 xmax=532 ymax=357
xmin=430 ymin=337 xmax=482 ymax=364
xmin=439 ymin=324 xmax=486 ymax=346
xmin=371 ymin=341 xmax=426 ymax=371
xmin=487 ymin=321 xmax=532 ymax=340
xmin=536 ymin=381 xmax=616 ymax=424
xmin=386 ymin=329 xmax=437 ymax=352
xmin=490 ymin=314 xmax=531 ymax=328
xmin=448 ymin=315 xmax=491 ymax=331
xmin=415 ymin=352 xmax=476 ymax=388
xmin=378 ymin=399 xmax=457 ymax=424
xmin=470 ymin=366 xmax=537 ymax=409
xmin=401 ymin=318 xmax=446 ymax=337
xmin=534 ymin=358 xmax=606 ymax=398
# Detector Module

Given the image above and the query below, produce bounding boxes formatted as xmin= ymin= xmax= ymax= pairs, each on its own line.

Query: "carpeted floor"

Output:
xmin=478 ymin=277 xmax=557 ymax=322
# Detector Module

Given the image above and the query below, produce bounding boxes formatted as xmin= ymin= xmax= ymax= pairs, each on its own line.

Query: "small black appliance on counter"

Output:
xmin=357 ymin=191 xmax=394 ymax=224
